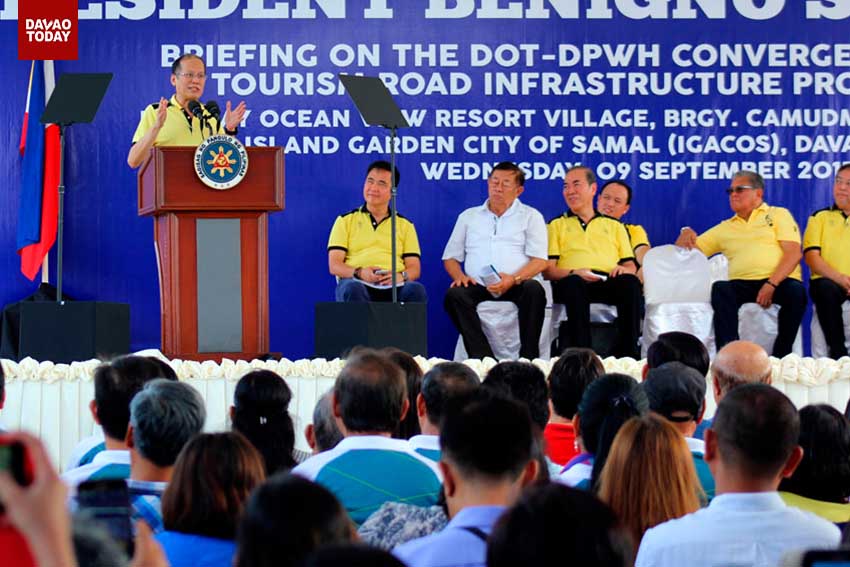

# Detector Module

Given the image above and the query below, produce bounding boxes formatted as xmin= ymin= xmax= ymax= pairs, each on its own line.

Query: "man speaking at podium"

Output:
xmin=127 ymin=54 xmax=246 ymax=168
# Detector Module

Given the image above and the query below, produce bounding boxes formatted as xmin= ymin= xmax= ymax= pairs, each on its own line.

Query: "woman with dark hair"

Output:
xmin=486 ymin=482 xmax=633 ymax=567
xmin=156 ymin=432 xmax=266 ymax=567
xmin=234 ymin=474 xmax=356 ymax=567
xmin=779 ymin=404 xmax=850 ymax=527
xmin=382 ymin=348 xmax=424 ymax=440
xmin=231 ymin=370 xmax=297 ymax=474
xmin=557 ymin=373 xmax=648 ymax=490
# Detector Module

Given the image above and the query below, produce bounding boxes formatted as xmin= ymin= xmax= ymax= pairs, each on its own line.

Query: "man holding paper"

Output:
xmin=545 ymin=166 xmax=641 ymax=358
xmin=442 ymin=161 xmax=548 ymax=360
xmin=328 ymin=160 xmax=427 ymax=303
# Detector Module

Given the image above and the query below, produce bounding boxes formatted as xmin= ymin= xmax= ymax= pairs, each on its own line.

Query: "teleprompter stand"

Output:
xmin=314 ymin=75 xmax=426 ymax=357
xmin=15 ymin=72 xmax=130 ymax=363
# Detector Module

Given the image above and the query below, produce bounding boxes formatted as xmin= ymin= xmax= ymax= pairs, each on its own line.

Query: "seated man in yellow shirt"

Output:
xmin=803 ymin=163 xmax=850 ymax=359
xmin=597 ymin=180 xmax=651 ymax=281
xmin=545 ymin=166 xmax=642 ymax=359
xmin=327 ymin=161 xmax=427 ymax=303
xmin=677 ymin=171 xmax=806 ymax=357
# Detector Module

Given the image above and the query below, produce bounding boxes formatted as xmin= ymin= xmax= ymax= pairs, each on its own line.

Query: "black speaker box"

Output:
xmin=17 ymin=302 xmax=130 ymax=363
xmin=315 ymin=302 xmax=427 ymax=358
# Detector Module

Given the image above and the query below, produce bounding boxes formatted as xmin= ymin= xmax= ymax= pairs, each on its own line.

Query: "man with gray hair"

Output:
xmin=676 ymin=170 xmax=806 ymax=357
xmin=304 ymin=391 xmax=343 ymax=455
xmin=126 ymin=379 xmax=206 ymax=532
xmin=695 ymin=339 xmax=772 ymax=440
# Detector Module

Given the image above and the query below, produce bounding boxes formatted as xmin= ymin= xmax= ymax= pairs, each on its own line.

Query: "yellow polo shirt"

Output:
xmin=696 ymin=202 xmax=802 ymax=281
xmin=803 ymin=205 xmax=850 ymax=280
xmin=327 ymin=205 xmax=421 ymax=270
xmin=625 ymin=223 xmax=650 ymax=252
xmin=131 ymin=95 xmax=223 ymax=146
xmin=547 ymin=211 xmax=635 ymax=273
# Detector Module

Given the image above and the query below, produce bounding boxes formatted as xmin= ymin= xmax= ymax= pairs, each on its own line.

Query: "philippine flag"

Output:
xmin=18 ymin=60 xmax=60 ymax=281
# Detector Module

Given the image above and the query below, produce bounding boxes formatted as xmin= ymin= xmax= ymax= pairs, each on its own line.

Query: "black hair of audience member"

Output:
xmin=778 ymin=404 xmax=850 ymax=503
xmin=232 ymin=370 xmax=297 ymax=474
xmin=311 ymin=391 xmax=343 ymax=453
xmin=302 ymin=544 xmax=406 ymax=567
xmin=234 ymin=474 xmax=354 ymax=567
xmin=712 ymin=383 xmax=800 ymax=480
xmin=94 ymin=355 xmax=178 ymax=442
xmin=578 ymin=373 xmax=649 ymax=490
xmin=482 ymin=361 xmax=549 ymax=430
xmin=548 ymin=348 xmax=604 ymax=419
xmin=145 ymin=356 xmax=178 ymax=381
xmin=71 ymin=515 xmax=129 ymax=567
xmin=486 ymin=483 xmax=633 ymax=567
xmin=440 ymin=389 xmax=534 ymax=480
xmin=646 ymin=332 xmax=710 ymax=377
xmin=420 ymin=362 xmax=480 ymax=427
xmin=381 ymin=348 xmax=424 ymax=440
xmin=162 ymin=432 xmax=266 ymax=540
xmin=334 ymin=350 xmax=407 ymax=434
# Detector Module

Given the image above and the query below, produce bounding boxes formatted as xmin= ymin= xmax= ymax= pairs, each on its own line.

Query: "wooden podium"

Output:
xmin=138 ymin=146 xmax=284 ymax=361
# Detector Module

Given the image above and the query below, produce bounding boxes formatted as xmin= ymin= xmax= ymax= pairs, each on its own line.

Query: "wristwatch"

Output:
xmin=401 ymin=271 xmax=409 ymax=281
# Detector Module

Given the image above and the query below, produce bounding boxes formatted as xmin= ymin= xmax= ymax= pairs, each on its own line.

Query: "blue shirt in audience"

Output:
xmin=155 ymin=531 xmax=236 ymax=567
xmin=636 ymin=492 xmax=841 ymax=567
xmin=693 ymin=418 xmax=711 ymax=440
xmin=393 ymin=505 xmax=505 ymax=567
xmin=685 ymin=437 xmax=715 ymax=502
xmin=292 ymin=436 xmax=442 ymax=525
xmin=62 ymin=450 xmax=130 ymax=489
xmin=127 ymin=479 xmax=167 ymax=533
xmin=65 ymin=434 xmax=106 ymax=471
xmin=408 ymin=434 xmax=441 ymax=462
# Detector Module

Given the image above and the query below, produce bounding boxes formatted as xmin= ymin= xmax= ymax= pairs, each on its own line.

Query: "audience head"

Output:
xmin=128 ymin=379 xmax=206 ymax=468
xmin=381 ymin=348 xmax=424 ymax=440
xmin=598 ymin=414 xmax=702 ymax=546
xmin=576 ymin=373 xmax=649 ymax=489
xmin=303 ymin=545 xmax=406 ymax=567
xmin=232 ymin=370 xmax=296 ymax=474
xmin=779 ymin=404 xmax=850 ymax=503
xmin=482 ymin=361 xmax=549 ymax=431
xmin=645 ymin=332 xmax=710 ymax=378
xmin=548 ymin=348 xmax=604 ymax=420
xmin=712 ymin=340 xmax=772 ymax=402
xmin=235 ymin=474 xmax=354 ymax=567
xmin=306 ymin=391 xmax=343 ymax=454
xmin=333 ymin=349 xmax=407 ymax=435
xmin=417 ymin=362 xmax=480 ymax=435
xmin=440 ymin=390 xmax=536 ymax=489
xmin=707 ymin=384 xmax=801 ymax=487
xmin=162 ymin=432 xmax=265 ymax=539
xmin=486 ymin=483 xmax=633 ymax=567
xmin=643 ymin=362 xmax=707 ymax=437
xmin=92 ymin=355 xmax=177 ymax=443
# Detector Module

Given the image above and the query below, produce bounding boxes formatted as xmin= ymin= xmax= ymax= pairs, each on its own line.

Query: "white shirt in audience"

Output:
xmin=636 ymin=492 xmax=841 ymax=567
xmin=65 ymin=433 xmax=106 ymax=471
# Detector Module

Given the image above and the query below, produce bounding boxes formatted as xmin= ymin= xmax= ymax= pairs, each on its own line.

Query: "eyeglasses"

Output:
xmin=725 ymin=185 xmax=757 ymax=195
xmin=177 ymin=72 xmax=206 ymax=80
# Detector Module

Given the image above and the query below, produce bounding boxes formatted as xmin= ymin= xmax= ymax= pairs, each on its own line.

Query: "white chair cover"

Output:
xmin=811 ymin=302 xmax=850 ymax=358
xmin=738 ymin=303 xmax=803 ymax=356
xmin=641 ymin=246 xmax=714 ymax=357
xmin=453 ymin=280 xmax=554 ymax=361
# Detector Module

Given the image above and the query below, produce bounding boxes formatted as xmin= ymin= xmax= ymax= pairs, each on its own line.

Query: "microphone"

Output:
xmin=186 ymin=100 xmax=206 ymax=135
xmin=204 ymin=100 xmax=221 ymax=134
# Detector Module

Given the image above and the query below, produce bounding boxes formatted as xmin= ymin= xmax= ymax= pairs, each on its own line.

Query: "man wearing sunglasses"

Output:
xmin=676 ymin=171 xmax=806 ymax=357
xmin=128 ymin=53 xmax=247 ymax=168
xmin=803 ymin=164 xmax=850 ymax=358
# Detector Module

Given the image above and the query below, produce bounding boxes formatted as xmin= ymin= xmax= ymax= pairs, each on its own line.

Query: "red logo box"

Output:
xmin=18 ymin=0 xmax=78 ymax=60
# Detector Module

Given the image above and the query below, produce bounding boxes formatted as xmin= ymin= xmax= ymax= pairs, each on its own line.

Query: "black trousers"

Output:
xmin=711 ymin=278 xmax=807 ymax=357
xmin=810 ymin=278 xmax=850 ymax=358
xmin=444 ymin=280 xmax=546 ymax=359
xmin=551 ymin=274 xmax=642 ymax=359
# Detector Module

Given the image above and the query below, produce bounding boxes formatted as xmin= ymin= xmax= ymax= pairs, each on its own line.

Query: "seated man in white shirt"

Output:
xmin=62 ymin=356 xmax=177 ymax=485
xmin=408 ymin=362 xmax=480 ymax=462
xmin=442 ymin=161 xmax=548 ymax=360
xmin=636 ymin=384 xmax=841 ymax=567
xmin=292 ymin=349 xmax=442 ymax=525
